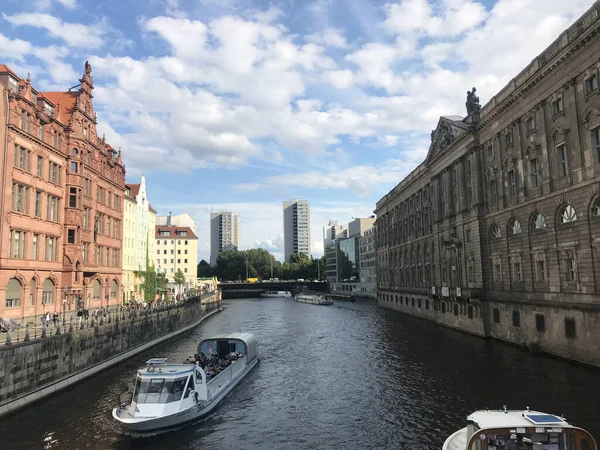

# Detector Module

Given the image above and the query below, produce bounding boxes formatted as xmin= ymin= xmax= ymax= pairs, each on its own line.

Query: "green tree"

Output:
xmin=197 ymin=259 xmax=214 ymax=277
xmin=135 ymin=241 xmax=157 ymax=303
xmin=156 ymin=271 xmax=168 ymax=292
xmin=174 ymin=268 xmax=186 ymax=292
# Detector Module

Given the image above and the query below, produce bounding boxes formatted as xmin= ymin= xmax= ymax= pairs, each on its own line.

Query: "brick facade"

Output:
xmin=374 ymin=3 xmax=600 ymax=366
xmin=0 ymin=62 xmax=126 ymax=319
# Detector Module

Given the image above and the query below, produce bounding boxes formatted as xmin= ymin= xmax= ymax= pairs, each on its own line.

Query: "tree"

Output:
xmin=197 ymin=259 xmax=214 ymax=277
xmin=135 ymin=241 xmax=157 ymax=303
xmin=174 ymin=269 xmax=186 ymax=293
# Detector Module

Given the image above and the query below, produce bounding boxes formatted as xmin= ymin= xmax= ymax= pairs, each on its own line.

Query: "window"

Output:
xmin=552 ymin=97 xmax=564 ymax=115
xmin=493 ymin=259 xmax=502 ymax=282
xmin=11 ymin=183 xmax=29 ymax=214
xmin=565 ymin=252 xmax=577 ymax=281
xmin=560 ymin=205 xmax=577 ymax=223
xmin=71 ymin=161 xmax=78 ymax=173
xmin=536 ymin=260 xmax=546 ymax=281
xmin=83 ymin=208 xmax=90 ymax=229
xmin=82 ymin=243 xmax=89 ymax=262
xmin=487 ymin=143 xmax=494 ymax=159
xmin=42 ymin=278 xmax=54 ymax=304
xmin=508 ymin=170 xmax=517 ymax=197
xmin=491 ymin=224 xmax=501 ymax=239
xmin=512 ymin=259 xmax=522 ymax=282
xmin=535 ymin=314 xmax=545 ymax=332
xmin=38 ymin=124 xmax=44 ymax=140
xmin=6 ymin=279 xmax=22 ymax=308
xmin=586 ymin=74 xmax=598 ymax=94
xmin=47 ymin=196 xmax=59 ymax=221
xmin=184 ymin=249 xmax=188 ymax=255
xmin=67 ymin=229 xmax=75 ymax=244
xmin=529 ymin=158 xmax=539 ymax=187
xmin=30 ymin=278 xmax=36 ymax=305
xmin=35 ymin=191 xmax=41 ymax=217
xmin=14 ymin=146 xmax=30 ymax=171
xmin=564 ymin=318 xmax=576 ymax=338
xmin=8 ymin=230 xmax=26 ymax=258
xmin=69 ymin=187 xmax=77 ymax=208
xmin=111 ymin=280 xmax=117 ymax=298
xmin=184 ymin=268 xmax=188 ymax=273
xmin=46 ymin=236 xmax=56 ymax=261
xmin=37 ymin=156 xmax=43 ymax=177
xmin=21 ymin=111 xmax=30 ymax=132
xmin=592 ymin=128 xmax=600 ymax=163
xmin=49 ymin=163 xmax=60 ymax=184
xmin=184 ymin=259 xmax=188 ymax=263
xmin=592 ymin=198 xmax=600 ymax=217
xmin=84 ymin=178 xmax=91 ymax=196
xmin=32 ymin=234 xmax=39 ymax=260
xmin=527 ymin=116 xmax=536 ymax=132
xmin=493 ymin=308 xmax=500 ymax=323
xmin=509 ymin=219 xmax=522 ymax=235
xmin=93 ymin=279 xmax=101 ymax=300
xmin=8 ymin=76 xmax=18 ymax=93
xmin=512 ymin=310 xmax=520 ymax=327
xmin=83 ymin=126 xmax=88 ymax=138
xmin=532 ymin=213 xmax=546 ymax=230
xmin=44 ymin=102 xmax=53 ymax=116
xmin=505 ymin=131 xmax=513 ymax=147
xmin=489 ymin=179 xmax=497 ymax=204
xmin=556 ymin=143 xmax=569 ymax=177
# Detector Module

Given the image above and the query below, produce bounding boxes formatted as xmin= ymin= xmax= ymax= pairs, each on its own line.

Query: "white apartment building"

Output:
xmin=155 ymin=217 xmax=198 ymax=293
xmin=210 ymin=211 xmax=240 ymax=266
xmin=323 ymin=220 xmax=348 ymax=283
xmin=283 ymin=198 xmax=311 ymax=262
xmin=122 ymin=175 xmax=156 ymax=303
xmin=156 ymin=212 xmax=196 ymax=234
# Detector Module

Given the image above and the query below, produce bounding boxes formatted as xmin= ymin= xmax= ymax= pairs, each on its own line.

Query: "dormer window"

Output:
xmin=8 ymin=76 xmax=18 ymax=93
xmin=31 ymin=92 xmax=37 ymax=104
xmin=44 ymin=102 xmax=53 ymax=116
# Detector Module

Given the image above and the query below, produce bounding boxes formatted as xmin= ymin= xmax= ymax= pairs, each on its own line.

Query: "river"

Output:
xmin=1 ymin=297 xmax=599 ymax=450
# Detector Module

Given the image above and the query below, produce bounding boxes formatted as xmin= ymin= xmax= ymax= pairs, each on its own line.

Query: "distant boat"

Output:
xmin=443 ymin=406 xmax=597 ymax=450
xmin=261 ymin=290 xmax=292 ymax=298
xmin=295 ymin=294 xmax=333 ymax=305
xmin=112 ymin=333 xmax=259 ymax=432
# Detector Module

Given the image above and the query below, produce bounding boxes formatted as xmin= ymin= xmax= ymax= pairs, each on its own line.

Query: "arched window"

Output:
xmin=6 ymin=278 xmax=22 ymax=308
xmin=509 ymin=219 xmax=522 ymax=235
xmin=30 ymin=278 xmax=36 ymax=305
xmin=491 ymin=224 xmax=502 ymax=239
xmin=592 ymin=197 xmax=600 ymax=217
xmin=42 ymin=278 xmax=54 ymax=304
xmin=532 ymin=213 xmax=546 ymax=230
xmin=93 ymin=279 xmax=101 ymax=300
xmin=72 ymin=148 xmax=78 ymax=157
xmin=560 ymin=205 xmax=577 ymax=223
xmin=111 ymin=280 xmax=117 ymax=299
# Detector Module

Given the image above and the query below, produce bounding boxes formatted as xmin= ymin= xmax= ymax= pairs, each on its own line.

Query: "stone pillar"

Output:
xmin=446 ymin=167 xmax=454 ymax=217
xmin=473 ymin=148 xmax=483 ymax=205
xmin=457 ymin=158 xmax=465 ymax=211
xmin=434 ymin=176 xmax=443 ymax=222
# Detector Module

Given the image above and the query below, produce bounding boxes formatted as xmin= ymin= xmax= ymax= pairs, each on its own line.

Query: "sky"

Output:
xmin=0 ymin=0 xmax=594 ymax=263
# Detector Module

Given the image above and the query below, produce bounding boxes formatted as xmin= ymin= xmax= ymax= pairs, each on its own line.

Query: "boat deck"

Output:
xmin=443 ymin=427 xmax=467 ymax=450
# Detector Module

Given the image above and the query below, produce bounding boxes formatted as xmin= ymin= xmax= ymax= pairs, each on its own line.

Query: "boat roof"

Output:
xmin=137 ymin=363 xmax=195 ymax=377
xmin=468 ymin=410 xmax=571 ymax=429
xmin=200 ymin=332 xmax=256 ymax=344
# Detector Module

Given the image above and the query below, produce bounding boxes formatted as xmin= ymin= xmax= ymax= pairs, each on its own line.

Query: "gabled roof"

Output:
xmin=40 ymin=91 xmax=78 ymax=125
xmin=425 ymin=115 xmax=471 ymax=164
xmin=155 ymin=226 xmax=198 ymax=239
xmin=125 ymin=183 xmax=140 ymax=199
xmin=0 ymin=64 xmax=20 ymax=80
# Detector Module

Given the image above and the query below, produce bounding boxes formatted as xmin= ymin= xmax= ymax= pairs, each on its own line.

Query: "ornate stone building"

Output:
xmin=375 ymin=3 xmax=600 ymax=367
xmin=0 ymin=62 xmax=126 ymax=319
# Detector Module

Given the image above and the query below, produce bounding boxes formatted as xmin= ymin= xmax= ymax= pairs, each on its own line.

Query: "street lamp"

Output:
xmin=62 ymin=285 xmax=69 ymax=326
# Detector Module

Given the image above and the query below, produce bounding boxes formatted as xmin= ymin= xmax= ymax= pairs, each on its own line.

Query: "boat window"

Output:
xmin=133 ymin=378 xmax=165 ymax=404
xmin=473 ymin=432 xmax=577 ymax=450
xmin=581 ymin=438 xmax=591 ymax=450
xmin=184 ymin=375 xmax=194 ymax=399
xmin=195 ymin=369 xmax=202 ymax=384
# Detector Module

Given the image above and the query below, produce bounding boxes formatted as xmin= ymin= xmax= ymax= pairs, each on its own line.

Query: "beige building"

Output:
xmin=375 ymin=3 xmax=600 ymax=367
xmin=155 ymin=217 xmax=198 ymax=295
xmin=156 ymin=212 xmax=196 ymax=234
xmin=122 ymin=175 xmax=156 ymax=303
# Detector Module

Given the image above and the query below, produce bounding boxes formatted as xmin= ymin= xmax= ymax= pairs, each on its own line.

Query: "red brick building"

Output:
xmin=0 ymin=62 xmax=126 ymax=320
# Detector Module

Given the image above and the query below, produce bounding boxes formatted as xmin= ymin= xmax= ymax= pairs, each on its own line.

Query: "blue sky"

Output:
xmin=0 ymin=0 xmax=593 ymax=262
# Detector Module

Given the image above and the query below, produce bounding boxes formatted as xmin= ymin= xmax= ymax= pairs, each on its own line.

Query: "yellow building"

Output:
xmin=155 ymin=214 xmax=198 ymax=296
xmin=122 ymin=175 xmax=156 ymax=303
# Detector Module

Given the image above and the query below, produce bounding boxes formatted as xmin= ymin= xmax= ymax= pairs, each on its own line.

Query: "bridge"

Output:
xmin=218 ymin=281 xmax=328 ymax=299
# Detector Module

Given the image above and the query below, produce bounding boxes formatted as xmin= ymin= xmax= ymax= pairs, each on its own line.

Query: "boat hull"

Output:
xmin=295 ymin=296 xmax=333 ymax=305
xmin=112 ymin=358 xmax=259 ymax=432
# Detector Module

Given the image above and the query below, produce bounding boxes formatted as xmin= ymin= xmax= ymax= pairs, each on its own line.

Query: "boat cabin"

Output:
xmin=464 ymin=410 xmax=597 ymax=450
xmin=197 ymin=332 xmax=258 ymax=365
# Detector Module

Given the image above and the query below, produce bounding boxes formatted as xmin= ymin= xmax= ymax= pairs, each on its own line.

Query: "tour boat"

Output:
xmin=112 ymin=332 xmax=259 ymax=432
xmin=260 ymin=290 xmax=292 ymax=298
xmin=443 ymin=406 xmax=597 ymax=450
xmin=295 ymin=293 xmax=333 ymax=305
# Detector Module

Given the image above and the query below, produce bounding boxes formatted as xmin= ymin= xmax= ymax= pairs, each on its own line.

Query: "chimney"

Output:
xmin=167 ymin=212 xmax=172 ymax=226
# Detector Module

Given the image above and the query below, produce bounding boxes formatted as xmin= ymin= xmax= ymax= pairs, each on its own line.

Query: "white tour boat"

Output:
xmin=295 ymin=293 xmax=333 ymax=305
xmin=443 ymin=406 xmax=597 ymax=450
xmin=112 ymin=332 xmax=259 ymax=432
xmin=261 ymin=290 xmax=292 ymax=298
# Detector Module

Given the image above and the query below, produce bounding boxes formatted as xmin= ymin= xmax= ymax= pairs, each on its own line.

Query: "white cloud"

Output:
xmin=3 ymin=13 xmax=107 ymax=48
xmin=306 ymin=28 xmax=349 ymax=48
xmin=33 ymin=0 xmax=77 ymax=11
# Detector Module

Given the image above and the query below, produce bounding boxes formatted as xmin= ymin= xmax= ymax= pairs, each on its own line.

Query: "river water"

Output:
xmin=1 ymin=298 xmax=599 ymax=450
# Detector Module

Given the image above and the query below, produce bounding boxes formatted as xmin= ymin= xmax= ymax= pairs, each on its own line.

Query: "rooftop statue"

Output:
xmin=465 ymin=87 xmax=481 ymax=115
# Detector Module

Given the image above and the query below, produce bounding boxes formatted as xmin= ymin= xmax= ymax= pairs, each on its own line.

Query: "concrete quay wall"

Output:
xmin=0 ymin=291 xmax=221 ymax=418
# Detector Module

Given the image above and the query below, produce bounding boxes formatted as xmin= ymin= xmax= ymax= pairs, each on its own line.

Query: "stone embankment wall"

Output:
xmin=0 ymin=291 xmax=221 ymax=417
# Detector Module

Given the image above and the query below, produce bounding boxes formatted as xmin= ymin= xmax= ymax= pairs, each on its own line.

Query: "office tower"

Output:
xmin=283 ymin=199 xmax=311 ymax=262
xmin=210 ymin=211 xmax=240 ymax=266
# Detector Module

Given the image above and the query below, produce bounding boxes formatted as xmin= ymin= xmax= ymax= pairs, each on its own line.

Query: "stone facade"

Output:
xmin=357 ymin=227 xmax=376 ymax=299
xmin=0 ymin=291 xmax=221 ymax=417
xmin=374 ymin=3 xmax=600 ymax=366
xmin=0 ymin=63 xmax=126 ymax=319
